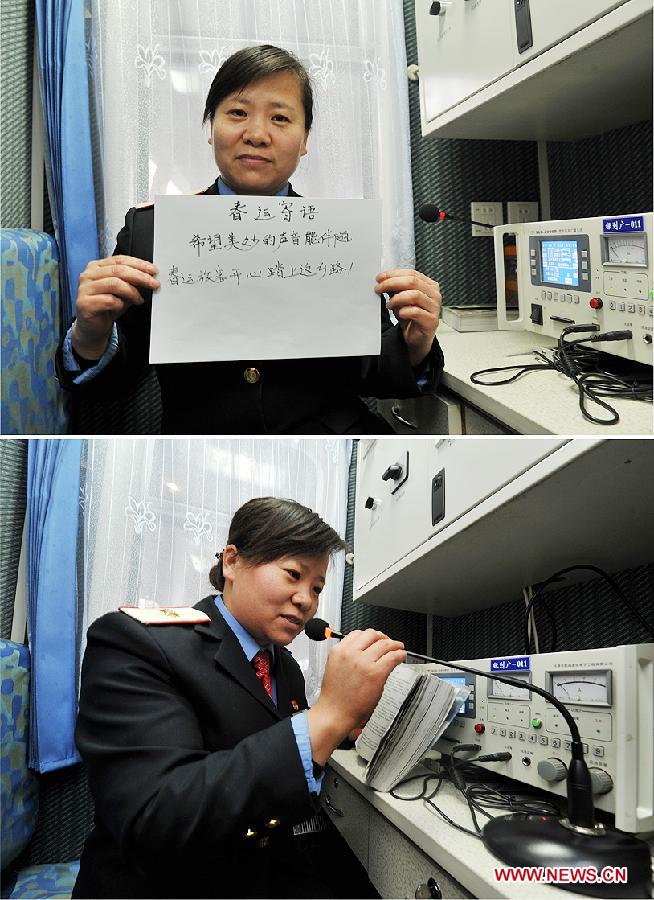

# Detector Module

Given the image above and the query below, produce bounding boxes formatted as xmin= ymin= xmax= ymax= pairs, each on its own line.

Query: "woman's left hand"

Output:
xmin=375 ymin=268 xmax=442 ymax=368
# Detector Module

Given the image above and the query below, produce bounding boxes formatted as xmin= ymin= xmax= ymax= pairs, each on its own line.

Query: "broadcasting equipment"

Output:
xmin=495 ymin=213 xmax=653 ymax=365
xmin=431 ymin=643 xmax=654 ymax=834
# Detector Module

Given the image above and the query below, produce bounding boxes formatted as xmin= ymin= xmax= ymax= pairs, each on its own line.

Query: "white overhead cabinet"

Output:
xmin=354 ymin=437 xmax=564 ymax=589
xmin=415 ymin=0 xmax=653 ymax=140
xmin=353 ymin=438 xmax=654 ymax=616
xmin=416 ymin=0 xmax=516 ymax=125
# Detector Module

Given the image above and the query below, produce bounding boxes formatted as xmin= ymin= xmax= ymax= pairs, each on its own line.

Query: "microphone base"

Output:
xmin=482 ymin=814 xmax=652 ymax=898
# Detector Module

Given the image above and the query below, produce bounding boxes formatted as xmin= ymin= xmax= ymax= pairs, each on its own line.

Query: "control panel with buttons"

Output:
xmin=496 ymin=213 xmax=653 ymax=365
xmin=425 ymin=643 xmax=654 ymax=834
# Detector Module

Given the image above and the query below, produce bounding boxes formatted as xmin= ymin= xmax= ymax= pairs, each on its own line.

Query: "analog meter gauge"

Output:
xmin=602 ymin=233 xmax=648 ymax=267
xmin=487 ymin=670 xmax=531 ymax=701
xmin=547 ymin=669 xmax=612 ymax=707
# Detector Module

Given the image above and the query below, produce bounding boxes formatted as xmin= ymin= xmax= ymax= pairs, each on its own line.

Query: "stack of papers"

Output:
xmin=441 ymin=306 xmax=519 ymax=332
xmin=355 ymin=665 xmax=469 ymax=792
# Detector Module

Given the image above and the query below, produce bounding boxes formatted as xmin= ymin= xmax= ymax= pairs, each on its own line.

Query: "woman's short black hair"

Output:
xmin=202 ymin=44 xmax=313 ymax=131
xmin=209 ymin=497 xmax=344 ymax=592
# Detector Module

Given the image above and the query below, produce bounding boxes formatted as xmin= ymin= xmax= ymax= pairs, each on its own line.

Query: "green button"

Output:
xmin=532 ymin=718 xmax=543 ymax=729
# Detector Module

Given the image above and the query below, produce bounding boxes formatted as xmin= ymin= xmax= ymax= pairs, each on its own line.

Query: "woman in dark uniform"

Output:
xmin=73 ymin=497 xmax=407 ymax=898
xmin=56 ymin=45 xmax=444 ymax=434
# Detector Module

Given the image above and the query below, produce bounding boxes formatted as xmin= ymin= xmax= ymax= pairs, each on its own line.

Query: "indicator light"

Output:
xmin=474 ymin=723 xmax=485 ymax=734
xmin=531 ymin=718 xmax=543 ymax=729
xmin=590 ymin=297 xmax=603 ymax=310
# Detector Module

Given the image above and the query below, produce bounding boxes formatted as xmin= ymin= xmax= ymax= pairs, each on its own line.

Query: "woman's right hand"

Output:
xmin=307 ymin=629 xmax=406 ymax=764
xmin=72 ymin=255 xmax=160 ymax=360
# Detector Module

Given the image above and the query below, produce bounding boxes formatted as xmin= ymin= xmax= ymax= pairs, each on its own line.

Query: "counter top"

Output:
xmin=328 ymin=749 xmax=653 ymax=899
xmin=436 ymin=324 xmax=653 ymax=435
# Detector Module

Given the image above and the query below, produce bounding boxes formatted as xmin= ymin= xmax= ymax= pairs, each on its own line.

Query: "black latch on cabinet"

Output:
xmin=381 ymin=451 xmax=409 ymax=495
xmin=515 ymin=0 xmax=533 ymax=54
xmin=432 ymin=468 xmax=445 ymax=526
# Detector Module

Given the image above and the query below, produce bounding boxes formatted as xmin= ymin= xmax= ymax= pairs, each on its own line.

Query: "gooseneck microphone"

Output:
xmin=306 ymin=618 xmax=592 ymax=822
xmin=305 ymin=618 xmax=343 ymax=641
xmin=305 ymin=618 xmax=652 ymax=897
xmin=418 ymin=203 xmax=493 ymax=230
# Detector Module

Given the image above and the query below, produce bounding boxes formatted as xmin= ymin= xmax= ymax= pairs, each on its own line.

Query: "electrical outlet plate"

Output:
xmin=507 ymin=201 xmax=540 ymax=224
xmin=471 ymin=202 xmax=503 ymax=237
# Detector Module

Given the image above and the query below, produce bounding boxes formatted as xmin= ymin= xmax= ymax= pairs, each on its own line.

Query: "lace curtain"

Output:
xmin=81 ymin=438 xmax=351 ymax=702
xmin=85 ymin=0 xmax=415 ymax=270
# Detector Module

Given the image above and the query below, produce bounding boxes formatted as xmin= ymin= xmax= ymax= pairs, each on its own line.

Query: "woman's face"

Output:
xmin=221 ymin=546 xmax=328 ymax=646
xmin=209 ymin=70 xmax=309 ymax=195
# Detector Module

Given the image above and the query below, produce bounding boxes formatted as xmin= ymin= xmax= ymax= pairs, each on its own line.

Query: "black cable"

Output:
xmin=470 ymin=359 xmax=555 ymax=385
xmin=389 ymin=753 xmax=561 ymax=841
xmin=388 ymin=762 xmax=484 ymax=837
xmin=449 ymin=744 xmax=480 ymax=793
xmin=454 ymin=759 xmax=560 ymax=823
xmin=524 ymin=563 xmax=654 ymax=655
xmin=449 ymin=747 xmax=513 ymax=835
xmin=424 ymin=797 xmax=482 ymax=838
xmin=540 ymin=593 xmax=558 ymax=653
xmin=450 ymin=751 xmax=484 ymax=834
xmin=556 ymin=329 xmax=623 ymax=425
xmin=389 ymin=772 xmax=443 ymax=802
xmin=470 ymin=324 xmax=653 ymax=426
xmin=555 ymin=326 xmax=651 ymax=425
xmin=526 ymin=588 xmax=558 ymax=654
xmin=445 ymin=750 xmax=559 ymax=837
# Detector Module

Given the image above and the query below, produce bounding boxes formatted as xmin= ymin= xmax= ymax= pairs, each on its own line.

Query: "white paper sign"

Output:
xmin=149 ymin=195 xmax=382 ymax=363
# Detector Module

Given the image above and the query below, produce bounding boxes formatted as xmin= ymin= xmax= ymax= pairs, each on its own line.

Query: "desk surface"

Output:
xmin=329 ymin=749 xmax=653 ymax=900
xmin=436 ymin=324 xmax=653 ymax=435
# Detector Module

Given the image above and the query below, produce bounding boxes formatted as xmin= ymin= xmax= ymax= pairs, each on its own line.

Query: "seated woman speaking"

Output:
xmin=56 ymin=44 xmax=443 ymax=435
xmin=73 ymin=497 xmax=407 ymax=898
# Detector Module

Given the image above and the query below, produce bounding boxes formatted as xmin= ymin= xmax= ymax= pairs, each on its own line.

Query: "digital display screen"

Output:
xmin=438 ymin=675 xmax=467 ymax=714
xmin=541 ymin=240 xmax=579 ymax=287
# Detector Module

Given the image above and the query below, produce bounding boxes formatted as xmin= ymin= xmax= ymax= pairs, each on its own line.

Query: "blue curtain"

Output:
xmin=27 ymin=439 xmax=83 ymax=773
xmin=35 ymin=0 xmax=99 ymax=330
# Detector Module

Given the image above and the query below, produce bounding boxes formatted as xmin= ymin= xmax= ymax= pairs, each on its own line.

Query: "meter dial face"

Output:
xmin=487 ymin=671 xmax=531 ymax=701
xmin=604 ymin=234 xmax=648 ymax=266
xmin=548 ymin=670 xmax=611 ymax=707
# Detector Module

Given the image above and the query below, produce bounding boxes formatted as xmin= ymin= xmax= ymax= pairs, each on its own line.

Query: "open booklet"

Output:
xmin=355 ymin=665 xmax=470 ymax=793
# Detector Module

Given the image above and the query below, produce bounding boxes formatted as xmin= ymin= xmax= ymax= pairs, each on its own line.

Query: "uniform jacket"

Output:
xmin=56 ymin=182 xmax=444 ymax=435
xmin=73 ymin=596 xmax=371 ymax=899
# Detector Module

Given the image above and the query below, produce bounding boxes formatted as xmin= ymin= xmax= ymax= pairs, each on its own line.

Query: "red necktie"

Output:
xmin=252 ymin=649 xmax=273 ymax=699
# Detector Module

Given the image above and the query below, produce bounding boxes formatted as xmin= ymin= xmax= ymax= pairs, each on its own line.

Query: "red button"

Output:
xmin=590 ymin=297 xmax=603 ymax=310
xmin=474 ymin=723 xmax=485 ymax=734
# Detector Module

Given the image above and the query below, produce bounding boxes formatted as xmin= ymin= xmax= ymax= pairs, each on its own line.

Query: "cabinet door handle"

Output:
xmin=415 ymin=876 xmax=442 ymax=899
xmin=324 ymin=794 xmax=344 ymax=817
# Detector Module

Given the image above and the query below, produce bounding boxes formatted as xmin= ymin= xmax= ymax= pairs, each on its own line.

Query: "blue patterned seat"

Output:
xmin=1 ymin=640 xmax=79 ymax=899
xmin=6 ymin=862 xmax=80 ymax=899
xmin=1 ymin=229 xmax=69 ymax=435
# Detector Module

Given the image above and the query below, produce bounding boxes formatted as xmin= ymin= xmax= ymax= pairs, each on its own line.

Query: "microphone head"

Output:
xmin=418 ymin=203 xmax=442 ymax=222
xmin=304 ymin=618 xmax=331 ymax=641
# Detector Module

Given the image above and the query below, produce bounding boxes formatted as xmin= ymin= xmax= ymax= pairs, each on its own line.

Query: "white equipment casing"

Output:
xmin=496 ymin=213 xmax=653 ymax=365
xmin=353 ymin=439 xmax=654 ymax=616
xmin=429 ymin=644 xmax=654 ymax=834
xmin=415 ymin=0 xmax=652 ymax=141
